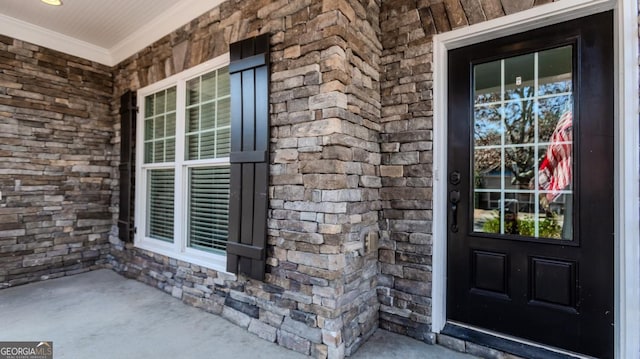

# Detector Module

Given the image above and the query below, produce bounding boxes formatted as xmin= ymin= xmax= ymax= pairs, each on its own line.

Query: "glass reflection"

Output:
xmin=474 ymin=105 xmax=501 ymax=146
xmin=538 ymin=46 xmax=572 ymax=96
xmin=504 ymin=146 xmax=535 ymax=189
xmin=474 ymin=61 xmax=501 ymax=104
xmin=504 ymin=100 xmax=535 ymax=145
xmin=474 ymin=148 xmax=501 ymax=190
xmin=505 ymin=53 xmax=534 ymax=101
xmin=537 ymin=96 xmax=571 ymax=143
xmin=472 ymin=45 xmax=573 ymax=240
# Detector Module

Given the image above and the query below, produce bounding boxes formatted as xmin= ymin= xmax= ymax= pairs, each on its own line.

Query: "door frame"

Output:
xmin=431 ymin=0 xmax=640 ymax=358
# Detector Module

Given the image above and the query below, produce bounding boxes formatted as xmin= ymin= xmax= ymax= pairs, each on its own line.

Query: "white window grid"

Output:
xmin=473 ymin=50 xmax=573 ymax=238
xmin=135 ymin=53 xmax=231 ymax=272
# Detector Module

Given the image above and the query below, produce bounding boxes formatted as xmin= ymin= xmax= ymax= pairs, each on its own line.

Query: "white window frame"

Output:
xmin=432 ymin=1 xmax=640 ymax=358
xmin=134 ymin=53 xmax=231 ymax=272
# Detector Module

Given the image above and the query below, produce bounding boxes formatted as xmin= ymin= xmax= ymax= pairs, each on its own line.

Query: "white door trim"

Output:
xmin=431 ymin=1 xmax=640 ymax=358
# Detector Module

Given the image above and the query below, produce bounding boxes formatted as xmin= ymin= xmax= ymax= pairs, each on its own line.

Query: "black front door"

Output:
xmin=447 ymin=12 xmax=614 ymax=358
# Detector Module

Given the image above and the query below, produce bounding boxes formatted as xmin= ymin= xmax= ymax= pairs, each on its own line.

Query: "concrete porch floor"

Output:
xmin=0 ymin=269 xmax=477 ymax=359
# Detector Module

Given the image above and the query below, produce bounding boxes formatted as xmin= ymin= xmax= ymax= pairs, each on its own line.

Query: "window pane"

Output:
xmin=202 ymin=102 xmax=215 ymax=130
xmin=155 ymin=90 xmax=166 ymax=114
xmin=147 ymin=169 xmax=175 ymax=242
xmin=154 ymin=115 xmax=165 ymax=139
xmin=218 ymin=67 xmax=230 ymax=97
xmin=145 ymin=95 xmax=155 ymax=118
xmin=538 ymin=112 xmax=573 ymax=194
xmin=538 ymin=95 xmax=571 ymax=143
xmin=187 ymin=77 xmax=199 ymax=106
xmin=165 ymin=113 xmax=176 ymax=162
xmin=187 ymin=134 xmax=199 ymax=159
xmin=165 ymin=139 xmax=175 ymax=162
xmin=166 ymin=87 xmax=177 ymax=112
xmin=505 ymin=146 xmax=536 ymax=188
xmin=166 ymin=113 xmax=176 ymax=134
xmin=217 ymin=97 xmax=231 ymax=127
xmin=474 ymin=148 xmax=501 ymax=190
xmin=472 ymin=47 xmax=573 ymax=240
xmin=188 ymin=166 xmax=230 ymax=253
xmin=474 ymin=61 xmax=501 ymax=105
xmin=505 ymin=53 xmax=534 ymax=100
xmin=144 ymin=142 xmax=153 ymax=163
xmin=474 ymin=104 xmax=501 ymax=147
xmin=143 ymin=87 xmax=177 ymax=164
xmin=154 ymin=141 xmax=165 ymax=163
xmin=144 ymin=119 xmax=153 ymax=141
xmin=538 ymin=46 xmax=572 ymax=96
xmin=201 ymin=72 xmax=216 ymax=102
xmin=474 ymin=191 xmax=500 ymax=230
xmin=200 ymin=131 xmax=216 ymax=158
xmin=504 ymin=100 xmax=535 ymax=145
xmin=187 ymin=107 xmax=199 ymax=134
xmin=542 ymin=194 xmax=571 ymax=240
xmin=185 ymin=69 xmax=231 ymax=161
xmin=216 ymin=127 xmax=231 ymax=157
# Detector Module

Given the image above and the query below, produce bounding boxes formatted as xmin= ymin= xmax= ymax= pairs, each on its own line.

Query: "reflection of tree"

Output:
xmin=474 ymin=84 xmax=570 ymax=187
xmin=474 ymin=106 xmax=501 ymax=179
xmin=505 ymin=88 xmax=536 ymax=186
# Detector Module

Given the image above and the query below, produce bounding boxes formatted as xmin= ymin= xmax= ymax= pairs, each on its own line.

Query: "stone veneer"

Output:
xmin=108 ymin=0 xmax=382 ymax=358
xmin=377 ymin=0 xmax=557 ymax=348
xmin=0 ymin=35 xmax=113 ymax=288
xmin=2 ymin=0 xmax=632 ymax=358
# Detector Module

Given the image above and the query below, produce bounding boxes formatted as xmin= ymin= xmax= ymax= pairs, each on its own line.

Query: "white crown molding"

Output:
xmin=108 ymin=0 xmax=225 ymax=66
xmin=0 ymin=13 xmax=113 ymax=65
xmin=0 ymin=0 xmax=224 ymax=67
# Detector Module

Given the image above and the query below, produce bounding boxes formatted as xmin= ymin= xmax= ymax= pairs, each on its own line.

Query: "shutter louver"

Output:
xmin=118 ymin=91 xmax=136 ymax=242
xmin=226 ymin=34 xmax=270 ymax=280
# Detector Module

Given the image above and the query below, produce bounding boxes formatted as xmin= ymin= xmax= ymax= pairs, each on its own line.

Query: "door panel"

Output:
xmin=447 ymin=12 xmax=613 ymax=358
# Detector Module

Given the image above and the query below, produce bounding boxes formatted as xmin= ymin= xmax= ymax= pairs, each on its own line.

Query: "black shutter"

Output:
xmin=118 ymin=91 xmax=136 ymax=242
xmin=226 ymin=34 xmax=270 ymax=280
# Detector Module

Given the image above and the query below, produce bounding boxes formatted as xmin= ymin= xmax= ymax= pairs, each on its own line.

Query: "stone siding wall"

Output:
xmin=377 ymin=0 xmax=556 ymax=343
xmin=0 ymin=36 xmax=113 ymax=288
xmin=108 ymin=1 xmax=382 ymax=358
xmin=4 ymin=0 xmax=621 ymax=357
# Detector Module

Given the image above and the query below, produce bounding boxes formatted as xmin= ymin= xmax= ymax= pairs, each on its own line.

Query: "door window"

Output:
xmin=472 ymin=45 xmax=573 ymax=240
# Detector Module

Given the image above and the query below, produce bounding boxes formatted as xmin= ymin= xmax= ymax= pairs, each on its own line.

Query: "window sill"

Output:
xmin=134 ymin=238 xmax=228 ymax=273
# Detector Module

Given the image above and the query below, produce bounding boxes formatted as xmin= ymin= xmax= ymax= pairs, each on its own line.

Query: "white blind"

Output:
xmin=188 ymin=166 xmax=230 ymax=253
xmin=147 ymin=169 xmax=175 ymax=242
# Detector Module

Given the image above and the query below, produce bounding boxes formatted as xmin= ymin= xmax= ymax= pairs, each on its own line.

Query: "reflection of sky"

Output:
xmin=474 ymin=80 xmax=571 ymax=104
xmin=475 ymin=90 xmax=571 ymax=145
xmin=474 ymin=106 xmax=501 ymax=144
xmin=538 ymin=95 xmax=571 ymax=141
xmin=539 ymin=81 xmax=571 ymax=95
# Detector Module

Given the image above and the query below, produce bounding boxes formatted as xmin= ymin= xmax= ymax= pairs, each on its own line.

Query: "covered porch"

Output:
xmin=0 ymin=269 xmax=477 ymax=359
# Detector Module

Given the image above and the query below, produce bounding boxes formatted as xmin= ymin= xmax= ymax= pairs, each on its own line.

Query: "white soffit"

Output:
xmin=0 ymin=0 xmax=224 ymax=67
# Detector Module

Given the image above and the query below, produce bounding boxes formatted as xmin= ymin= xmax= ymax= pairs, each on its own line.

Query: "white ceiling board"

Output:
xmin=0 ymin=13 xmax=112 ymax=64
xmin=109 ymin=0 xmax=225 ymax=65
xmin=0 ymin=0 xmax=177 ymax=49
xmin=0 ymin=0 xmax=224 ymax=66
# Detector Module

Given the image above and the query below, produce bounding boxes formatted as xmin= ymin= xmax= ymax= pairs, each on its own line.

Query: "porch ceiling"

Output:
xmin=0 ymin=0 xmax=223 ymax=66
